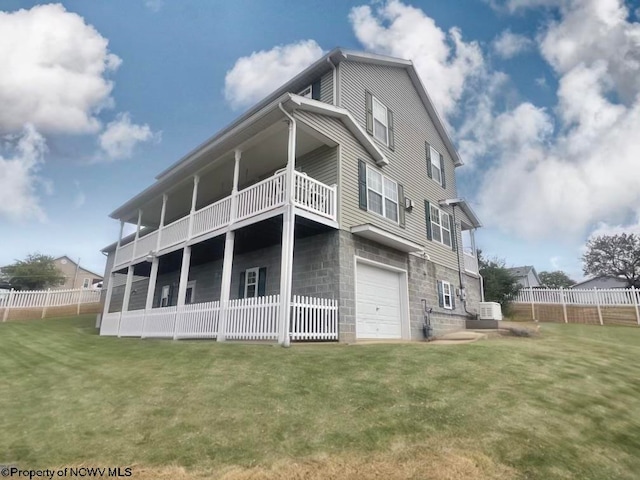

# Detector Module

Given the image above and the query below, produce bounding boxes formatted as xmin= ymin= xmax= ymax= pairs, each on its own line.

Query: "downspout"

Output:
xmin=327 ymin=57 xmax=337 ymax=106
xmin=452 ymin=205 xmax=475 ymax=317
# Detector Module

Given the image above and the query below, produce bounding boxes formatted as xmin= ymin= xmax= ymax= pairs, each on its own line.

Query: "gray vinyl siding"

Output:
xmin=336 ymin=61 xmax=460 ymax=270
xmin=320 ymin=70 xmax=333 ymax=104
xmin=296 ymin=145 xmax=338 ymax=186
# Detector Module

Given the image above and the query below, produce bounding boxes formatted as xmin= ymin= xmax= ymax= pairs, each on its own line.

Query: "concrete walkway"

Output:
xmin=428 ymin=330 xmax=488 ymax=345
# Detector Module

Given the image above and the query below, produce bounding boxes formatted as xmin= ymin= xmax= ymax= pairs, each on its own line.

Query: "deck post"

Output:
xmin=133 ymin=209 xmax=143 ymax=258
xmin=142 ymin=256 xmax=160 ymax=338
xmin=101 ymin=272 xmax=115 ymax=325
xmin=174 ymin=246 xmax=192 ymax=339
xmin=157 ymin=194 xmax=168 ymax=251
xmin=560 ymin=287 xmax=568 ymax=323
xmin=278 ymin=116 xmax=296 ymax=347
xmin=188 ymin=175 xmax=200 ymax=239
xmin=218 ymin=151 xmax=241 ymax=342
xmin=119 ymin=266 xmax=135 ymax=336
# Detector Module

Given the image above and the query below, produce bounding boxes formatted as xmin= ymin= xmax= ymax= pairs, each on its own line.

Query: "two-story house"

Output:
xmin=99 ymin=48 xmax=482 ymax=344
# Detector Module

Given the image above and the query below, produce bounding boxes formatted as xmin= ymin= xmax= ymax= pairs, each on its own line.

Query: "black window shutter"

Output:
xmin=425 ymin=142 xmax=432 ymax=179
xmin=358 ymin=159 xmax=367 ymax=211
xmin=169 ymin=284 xmax=176 ymax=306
xmin=437 ymin=281 xmax=444 ymax=307
xmin=451 ymin=288 xmax=456 ymax=309
xmin=365 ymin=90 xmax=373 ymax=135
xmin=449 ymin=214 xmax=456 ymax=252
xmin=311 ymin=79 xmax=321 ymax=100
xmin=425 ymin=200 xmax=432 ymax=241
xmin=388 ymin=109 xmax=395 ymax=151
xmin=398 ymin=184 xmax=405 ymax=228
xmin=440 ymin=153 xmax=446 ymax=189
xmin=238 ymin=271 xmax=245 ymax=299
xmin=258 ymin=267 xmax=267 ymax=296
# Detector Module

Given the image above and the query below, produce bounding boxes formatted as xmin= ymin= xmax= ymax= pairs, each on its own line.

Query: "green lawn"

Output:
xmin=1 ymin=316 xmax=640 ymax=479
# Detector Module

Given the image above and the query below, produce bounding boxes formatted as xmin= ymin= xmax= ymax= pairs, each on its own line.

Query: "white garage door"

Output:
xmin=356 ymin=262 xmax=403 ymax=339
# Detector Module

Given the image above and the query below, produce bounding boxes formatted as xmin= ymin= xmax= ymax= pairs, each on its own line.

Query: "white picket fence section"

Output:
xmin=291 ymin=295 xmax=338 ymax=340
xmin=101 ymin=295 xmax=338 ymax=341
xmin=514 ymin=287 xmax=640 ymax=306
xmin=1 ymin=288 xmax=101 ymax=321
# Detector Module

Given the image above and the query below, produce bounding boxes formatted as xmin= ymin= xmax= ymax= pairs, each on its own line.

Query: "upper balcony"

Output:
xmin=113 ymin=170 xmax=336 ymax=268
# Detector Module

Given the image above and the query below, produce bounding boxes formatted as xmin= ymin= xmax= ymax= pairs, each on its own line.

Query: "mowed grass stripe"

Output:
xmin=1 ymin=316 xmax=640 ymax=479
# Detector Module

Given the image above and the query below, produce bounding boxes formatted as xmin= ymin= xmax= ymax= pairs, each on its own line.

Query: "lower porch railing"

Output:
xmin=101 ymin=295 xmax=338 ymax=341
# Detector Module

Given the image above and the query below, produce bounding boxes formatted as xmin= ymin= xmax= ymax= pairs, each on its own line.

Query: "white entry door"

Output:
xmin=356 ymin=262 xmax=403 ymax=339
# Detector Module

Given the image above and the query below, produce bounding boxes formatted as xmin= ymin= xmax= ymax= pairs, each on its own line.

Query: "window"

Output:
xmin=372 ymin=97 xmax=389 ymax=145
xmin=244 ymin=267 xmax=259 ymax=298
xmin=82 ymin=278 xmax=91 ymax=289
xmin=160 ymin=285 xmax=171 ymax=307
xmin=366 ymin=166 xmax=398 ymax=222
xmin=298 ymin=85 xmax=312 ymax=98
xmin=438 ymin=281 xmax=453 ymax=310
xmin=429 ymin=145 xmax=442 ymax=185
xmin=430 ymin=205 xmax=452 ymax=247
xmin=185 ymin=281 xmax=196 ymax=304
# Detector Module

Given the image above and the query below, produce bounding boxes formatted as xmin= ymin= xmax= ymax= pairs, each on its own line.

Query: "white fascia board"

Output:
xmin=289 ymin=95 xmax=389 ymax=166
xmin=458 ymin=200 xmax=482 ymax=228
xmin=351 ymin=224 xmax=424 ymax=253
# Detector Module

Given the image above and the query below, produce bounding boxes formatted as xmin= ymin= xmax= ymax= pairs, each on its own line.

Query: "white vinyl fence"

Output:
xmin=1 ymin=288 xmax=102 ymax=321
xmin=512 ymin=287 xmax=640 ymax=326
xmin=102 ymin=294 xmax=339 ymax=341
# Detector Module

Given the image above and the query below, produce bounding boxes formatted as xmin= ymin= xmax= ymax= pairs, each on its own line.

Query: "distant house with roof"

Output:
xmin=571 ymin=276 xmax=628 ymax=289
xmin=53 ymin=256 xmax=103 ymax=289
xmin=507 ymin=266 xmax=541 ymax=288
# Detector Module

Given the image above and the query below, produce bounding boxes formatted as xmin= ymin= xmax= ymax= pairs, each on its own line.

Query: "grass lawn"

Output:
xmin=1 ymin=316 xmax=640 ymax=479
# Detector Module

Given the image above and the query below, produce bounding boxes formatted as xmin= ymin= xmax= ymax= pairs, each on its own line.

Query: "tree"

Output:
xmin=0 ymin=253 xmax=65 ymax=290
xmin=477 ymin=250 xmax=521 ymax=313
xmin=582 ymin=233 xmax=640 ymax=288
xmin=539 ymin=270 xmax=575 ymax=288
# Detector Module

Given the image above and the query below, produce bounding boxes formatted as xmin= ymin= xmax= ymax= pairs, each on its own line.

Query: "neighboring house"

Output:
xmin=508 ymin=266 xmax=541 ymax=288
xmin=100 ymin=48 xmax=483 ymax=343
xmin=54 ymin=256 xmax=103 ymax=289
xmin=571 ymin=276 xmax=629 ymax=289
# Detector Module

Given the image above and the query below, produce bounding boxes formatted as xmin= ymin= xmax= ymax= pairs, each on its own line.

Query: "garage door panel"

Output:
xmin=356 ymin=263 xmax=402 ymax=339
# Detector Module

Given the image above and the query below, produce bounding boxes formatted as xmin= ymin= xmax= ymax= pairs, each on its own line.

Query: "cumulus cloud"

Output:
xmin=98 ymin=113 xmax=157 ymax=160
xmin=492 ymin=30 xmax=534 ymax=58
xmin=0 ymin=125 xmax=48 ymax=221
xmin=0 ymin=3 xmax=121 ymax=134
xmin=476 ymin=0 xmax=640 ymax=239
xmin=349 ymin=0 xmax=484 ymax=121
xmin=224 ymin=40 xmax=324 ymax=110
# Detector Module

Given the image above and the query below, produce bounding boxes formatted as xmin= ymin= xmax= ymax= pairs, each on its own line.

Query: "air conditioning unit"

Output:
xmin=479 ymin=302 xmax=502 ymax=321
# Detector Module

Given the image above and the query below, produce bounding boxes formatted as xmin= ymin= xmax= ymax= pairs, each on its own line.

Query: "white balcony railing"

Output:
xmin=464 ymin=252 xmax=479 ymax=274
xmin=112 ymin=170 xmax=336 ymax=268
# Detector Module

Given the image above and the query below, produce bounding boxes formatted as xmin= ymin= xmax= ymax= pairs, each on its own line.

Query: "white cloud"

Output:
xmin=475 ymin=0 xmax=640 ymax=239
xmin=98 ymin=113 xmax=157 ymax=160
xmin=73 ymin=180 xmax=86 ymax=209
xmin=492 ymin=30 xmax=534 ymax=58
xmin=0 ymin=4 xmax=121 ymax=134
xmin=349 ymin=1 xmax=484 ymax=121
xmin=144 ymin=0 xmax=164 ymax=12
xmin=0 ymin=125 xmax=48 ymax=221
xmin=224 ymin=40 xmax=324 ymax=110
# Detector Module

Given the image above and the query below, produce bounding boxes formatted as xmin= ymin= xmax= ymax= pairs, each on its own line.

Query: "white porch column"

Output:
xmin=188 ymin=176 xmax=200 ymax=238
xmin=157 ymin=194 xmax=168 ymax=250
xmin=174 ymin=246 xmax=192 ymax=339
xmin=278 ymin=119 xmax=296 ymax=346
xmin=218 ymin=151 xmax=241 ymax=342
xmin=101 ymin=273 xmax=115 ymax=321
xmin=117 ymin=220 xmax=125 ymax=248
xmin=133 ymin=209 xmax=143 ymax=258
xmin=119 ymin=266 xmax=134 ymax=337
xmin=145 ymin=257 xmax=159 ymax=310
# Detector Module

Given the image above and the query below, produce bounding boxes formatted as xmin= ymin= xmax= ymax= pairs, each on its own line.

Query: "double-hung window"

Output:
xmin=429 ymin=145 xmax=442 ymax=185
xmin=438 ymin=280 xmax=453 ymax=310
xmin=430 ymin=204 xmax=452 ymax=247
xmin=372 ymin=97 xmax=389 ymax=145
xmin=244 ymin=267 xmax=259 ymax=298
xmin=366 ymin=166 xmax=398 ymax=222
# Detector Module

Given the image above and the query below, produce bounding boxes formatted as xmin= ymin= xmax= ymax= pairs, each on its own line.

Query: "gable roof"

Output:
xmin=54 ymin=256 xmax=103 ymax=278
xmin=571 ymin=275 xmax=628 ymax=288
xmin=507 ymin=266 xmax=540 ymax=283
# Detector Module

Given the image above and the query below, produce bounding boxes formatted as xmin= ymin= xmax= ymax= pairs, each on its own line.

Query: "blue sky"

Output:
xmin=1 ymin=0 xmax=639 ymax=281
